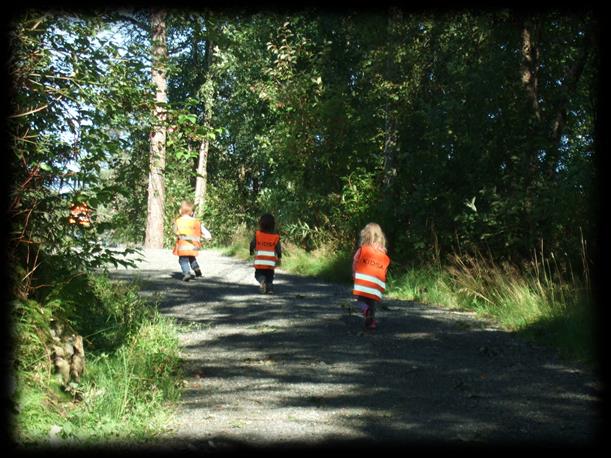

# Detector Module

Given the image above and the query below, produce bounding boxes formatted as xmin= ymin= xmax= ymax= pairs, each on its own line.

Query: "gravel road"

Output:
xmin=109 ymin=248 xmax=602 ymax=449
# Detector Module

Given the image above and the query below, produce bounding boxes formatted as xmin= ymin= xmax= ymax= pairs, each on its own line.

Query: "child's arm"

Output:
xmin=352 ymin=248 xmax=361 ymax=275
xmin=200 ymin=224 xmax=212 ymax=241
xmin=275 ymin=240 xmax=282 ymax=265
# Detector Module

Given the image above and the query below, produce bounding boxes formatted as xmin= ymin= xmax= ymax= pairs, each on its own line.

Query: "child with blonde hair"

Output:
xmin=172 ymin=200 xmax=212 ymax=281
xmin=352 ymin=223 xmax=390 ymax=329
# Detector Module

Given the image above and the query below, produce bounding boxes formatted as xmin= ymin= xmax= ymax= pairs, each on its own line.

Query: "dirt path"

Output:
xmin=110 ymin=248 xmax=601 ymax=448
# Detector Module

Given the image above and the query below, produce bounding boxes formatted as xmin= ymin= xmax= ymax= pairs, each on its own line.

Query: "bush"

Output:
xmin=12 ymin=274 xmax=182 ymax=446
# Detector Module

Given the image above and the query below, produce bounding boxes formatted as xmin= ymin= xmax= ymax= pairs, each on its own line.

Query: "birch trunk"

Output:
xmin=194 ymin=136 xmax=208 ymax=213
xmin=194 ymin=34 xmax=214 ymax=215
xmin=144 ymin=10 xmax=168 ymax=248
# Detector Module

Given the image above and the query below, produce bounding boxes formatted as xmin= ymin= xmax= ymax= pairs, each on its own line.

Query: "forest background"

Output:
xmin=5 ymin=6 xmax=605 ymax=444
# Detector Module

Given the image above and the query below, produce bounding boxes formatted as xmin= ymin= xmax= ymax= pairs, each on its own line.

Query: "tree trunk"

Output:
xmin=382 ymin=105 xmax=398 ymax=190
xmin=380 ymin=8 xmax=403 ymax=251
xmin=382 ymin=8 xmax=401 ymax=192
xmin=518 ymin=18 xmax=543 ymax=254
xmin=194 ymin=136 xmax=208 ymax=213
xmin=194 ymin=28 xmax=214 ymax=216
xmin=144 ymin=10 xmax=168 ymax=248
xmin=545 ymin=29 xmax=591 ymax=178
xmin=520 ymin=21 xmax=542 ymax=122
xmin=519 ymin=19 xmax=545 ymax=181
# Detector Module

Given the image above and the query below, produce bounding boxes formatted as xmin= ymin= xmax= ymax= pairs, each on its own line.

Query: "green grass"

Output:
xmin=389 ymin=253 xmax=595 ymax=365
xmin=387 ymin=266 xmax=458 ymax=308
xmin=12 ymin=275 xmax=183 ymax=446
xmin=218 ymin=226 xmax=252 ymax=260
xmin=220 ymin=231 xmax=353 ymax=284
xmin=220 ymin=234 xmax=595 ymax=366
xmin=281 ymin=245 xmax=353 ymax=284
xmin=221 ymin=242 xmax=251 ymax=260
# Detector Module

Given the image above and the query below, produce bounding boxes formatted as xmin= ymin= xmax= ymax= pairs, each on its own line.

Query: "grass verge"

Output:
xmin=389 ymin=253 xmax=595 ymax=365
xmin=219 ymin=233 xmax=595 ymax=366
xmin=218 ymin=230 xmax=353 ymax=284
xmin=11 ymin=274 xmax=183 ymax=447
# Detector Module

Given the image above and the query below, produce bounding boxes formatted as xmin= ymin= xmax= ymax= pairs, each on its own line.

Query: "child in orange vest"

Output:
xmin=352 ymin=223 xmax=390 ymax=330
xmin=68 ymin=202 xmax=92 ymax=228
xmin=249 ymin=213 xmax=282 ymax=294
xmin=172 ymin=201 xmax=212 ymax=281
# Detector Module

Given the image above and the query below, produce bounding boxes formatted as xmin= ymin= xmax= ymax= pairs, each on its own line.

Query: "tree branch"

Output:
xmin=114 ymin=12 xmax=148 ymax=31
xmin=545 ymin=26 xmax=592 ymax=178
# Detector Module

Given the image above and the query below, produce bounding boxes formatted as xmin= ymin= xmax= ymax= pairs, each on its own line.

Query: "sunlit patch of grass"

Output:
xmin=281 ymin=243 xmax=353 ymax=284
xmin=429 ymin=251 xmax=594 ymax=364
xmin=218 ymin=225 xmax=251 ymax=260
xmin=387 ymin=266 xmax=459 ymax=308
xmin=12 ymin=277 xmax=183 ymax=446
xmin=219 ymin=231 xmax=595 ymax=365
xmin=220 ymin=234 xmax=353 ymax=284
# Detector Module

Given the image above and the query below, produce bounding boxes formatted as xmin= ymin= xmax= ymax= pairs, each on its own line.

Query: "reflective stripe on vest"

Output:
xmin=352 ymin=245 xmax=390 ymax=302
xmin=254 ymin=231 xmax=280 ymax=270
xmin=177 ymin=242 xmax=200 ymax=251
xmin=173 ymin=216 xmax=202 ymax=256
xmin=178 ymin=235 xmax=200 ymax=242
xmin=353 ymin=284 xmax=383 ymax=299
xmin=256 ymin=250 xmax=276 ymax=257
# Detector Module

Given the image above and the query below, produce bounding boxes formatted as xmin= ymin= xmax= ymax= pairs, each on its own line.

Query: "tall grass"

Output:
xmin=12 ymin=274 xmax=182 ymax=446
xmin=394 ymin=247 xmax=594 ymax=364
xmin=386 ymin=266 xmax=457 ymax=308
xmin=219 ymin=227 xmax=353 ymax=284
xmin=218 ymin=222 xmax=251 ymax=260
xmin=219 ymin=229 xmax=594 ymax=365
xmin=281 ymin=243 xmax=353 ymax=283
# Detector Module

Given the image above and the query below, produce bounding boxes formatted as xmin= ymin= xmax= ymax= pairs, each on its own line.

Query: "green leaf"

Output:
xmin=178 ymin=114 xmax=197 ymax=124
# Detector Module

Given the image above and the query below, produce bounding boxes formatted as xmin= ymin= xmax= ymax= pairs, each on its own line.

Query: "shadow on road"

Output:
xmin=110 ymin=263 xmax=602 ymax=447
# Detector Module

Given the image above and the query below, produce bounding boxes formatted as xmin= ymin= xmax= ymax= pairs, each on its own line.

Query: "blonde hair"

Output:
xmin=179 ymin=200 xmax=194 ymax=216
xmin=359 ymin=223 xmax=387 ymax=251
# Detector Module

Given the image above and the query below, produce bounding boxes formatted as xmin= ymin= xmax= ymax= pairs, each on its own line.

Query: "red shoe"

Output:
xmin=366 ymin=319 xmax=378 ymax=330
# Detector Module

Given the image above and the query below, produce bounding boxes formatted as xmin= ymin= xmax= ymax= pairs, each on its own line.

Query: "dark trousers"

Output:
xmin=355 ymin=296 xmax=376 ymax=318
xmin=255 ymin=268 xmax=275 ymax=286
xmin=179 ymin=256 xmax=200 ymax=274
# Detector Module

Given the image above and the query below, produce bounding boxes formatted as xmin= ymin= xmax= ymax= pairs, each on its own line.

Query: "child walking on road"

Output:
xmin=352 ymin=223 xmax=390 ymax=330
xmin=172 ymin=200 xmax=212 ymax=281
xmin=250 ymin=213 xmax=282 ymax=294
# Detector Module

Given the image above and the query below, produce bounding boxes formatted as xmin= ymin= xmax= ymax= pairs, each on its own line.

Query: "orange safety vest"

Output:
xmin=172 ymin=216 xmax=202 ymax=257
xmin=68 ymin=204 xmax=92 ymax=228
xmin=253 ymin=231 xmax=280 ymax=270
xmin=352 ymin=245 xmax=390 ymax=302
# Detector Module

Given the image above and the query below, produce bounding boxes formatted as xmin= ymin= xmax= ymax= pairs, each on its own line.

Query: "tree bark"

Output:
xmin=518 ymin=18 xmax=544 ymax=253
xmin=194 ymin=134 xmax=209 ymax=213
xmin=382 ymin=106 xmax=398 ymax=190
xmin=194 ymin=28 xmax=214 ymax=216
xmin=144 ymin=10 xmax=168 ymax=248
xmin=382 ymin=8 xmax=401 ymax=192
xmin=545 ymin=29 xmax=591 ymax=178
xmin=520 ymin=21 xmax=542 ymax=122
